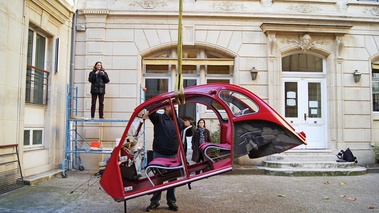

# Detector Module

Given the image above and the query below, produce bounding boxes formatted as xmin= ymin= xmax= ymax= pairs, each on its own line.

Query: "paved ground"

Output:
xmin=0 ymin=170 xmax=378 ymax=213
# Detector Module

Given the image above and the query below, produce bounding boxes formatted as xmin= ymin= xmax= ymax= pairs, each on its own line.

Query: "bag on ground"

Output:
xmin=336 ymin=148 xmax=357 ymax=163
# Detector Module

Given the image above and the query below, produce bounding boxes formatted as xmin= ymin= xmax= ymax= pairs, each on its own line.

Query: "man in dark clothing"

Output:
xmin=146 ymin=106 xmax=192 ymax=212
xmin=88 ymin=61 xmax=110 ymax=119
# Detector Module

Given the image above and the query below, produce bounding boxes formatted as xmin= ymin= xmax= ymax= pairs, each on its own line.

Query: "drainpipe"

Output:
xmin=69 ymin=9 xmax=78 ymax=91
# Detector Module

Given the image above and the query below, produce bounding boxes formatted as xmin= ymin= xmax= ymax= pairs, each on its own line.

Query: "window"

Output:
xmin=282 ymin=54 xmax=323 ymax=72
xmin=218 ymin=90 xmax=259 ymax=116
xmin=372 ymin=63 xmax=379 ymax=112
xmin=26 ymin=29 xmax=49 ymax=105
xmin=24 ymin=128 xmax=43 ymax=147
xmin=285 ymin=82 xmax=298 ymax=117
xmin=145 ymin=78 xmax=169 ymax=100
xmin=143 ymin=48 xmax=234 ymax=98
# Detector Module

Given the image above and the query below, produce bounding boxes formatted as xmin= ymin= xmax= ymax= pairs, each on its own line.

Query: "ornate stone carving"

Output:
xmin=82 ymin=10 xmax=110 ymax=15
xmin=364 ymin=7 xmax=379 ymax=16
xmin=129 ymin=0 xmax=167 ymax=9
xmin=288 ymin=4 xmax=321 ymax=13
xmin=213 ymin=2 xmax=245 ymax=11
xmin=286 ymin=34 xmax=323 ymax=51
xmin=267 ymin=33 xmax=276 ymax=55
xmin=336 ymin=36 xmax=344 ymax=57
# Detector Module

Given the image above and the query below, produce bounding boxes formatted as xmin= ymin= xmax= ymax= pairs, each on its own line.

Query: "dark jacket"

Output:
xmin=149 ymin=111 xmax=192 ymax=156
xmin=88 ymin=70 xmax=110 ymax=94
xmin=191 ymin=128 xmax=211 ymax=162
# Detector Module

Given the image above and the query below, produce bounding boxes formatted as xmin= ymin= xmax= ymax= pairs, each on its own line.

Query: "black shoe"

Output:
xmin=168 ymin=203 xmax=178 ymax=211
xmin=146 ymin=202 xmax=160 ymax=212
xmin=99 ymin=117 xmax=104 ymax=119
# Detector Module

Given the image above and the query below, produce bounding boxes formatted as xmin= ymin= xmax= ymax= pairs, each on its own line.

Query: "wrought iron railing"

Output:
xmin=26 ymin=65 xmax=49 ymax=105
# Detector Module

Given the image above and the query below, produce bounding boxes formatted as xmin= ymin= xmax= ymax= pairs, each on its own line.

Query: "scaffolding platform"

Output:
xmin=62 ymin=85 xmax=130 ymax=178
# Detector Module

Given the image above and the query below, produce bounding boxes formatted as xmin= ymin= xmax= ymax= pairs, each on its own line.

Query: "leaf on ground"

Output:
xmin=323 ymin=181 xmax=332 ymax=184
xmin=322 ymin=196 xmax=330 ymax=200
xmin=339 ymin=194 xmax=346 ymax=198
xmin=346 ymin=197 xmax=356 ymax=201
xmin=339 ymin=182 xmax=346 ymax=185
xmin=277 ymin=194 xmax=286 ymax=197
xmin=368 ymin=206 xmax=377 ymax=209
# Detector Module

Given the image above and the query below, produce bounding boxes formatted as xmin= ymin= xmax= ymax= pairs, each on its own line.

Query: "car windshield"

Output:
xmin=218 ymin=90 xmax=259 ymax=116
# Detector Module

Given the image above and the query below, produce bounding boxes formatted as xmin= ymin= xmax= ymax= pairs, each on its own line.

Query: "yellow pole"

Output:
xmin=175 ymin=0 xmax=185 ymax=104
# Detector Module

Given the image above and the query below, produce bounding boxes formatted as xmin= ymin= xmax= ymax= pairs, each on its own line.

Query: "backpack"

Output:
xmin=336 ymin=148 xmax=358 ymax=163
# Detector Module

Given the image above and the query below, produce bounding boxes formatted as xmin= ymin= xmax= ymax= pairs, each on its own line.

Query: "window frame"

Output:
xmin=144 ymin=77 xmax=171 ymax=101
xmin=372 ymin=63 xmax=379 ymax=113
xmin=26 ymin=28 xmax=49 ymax=106
xmin=23 ymin=128 xmax=44 ymax=148
xmin=143 ymin=48 xmax=235 ymax=119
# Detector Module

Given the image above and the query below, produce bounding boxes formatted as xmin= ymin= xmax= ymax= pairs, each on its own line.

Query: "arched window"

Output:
xmin=143 ymin=48 xmax=234 ymax=100
xmin=282 ymin=53 xmax=323 ymax=72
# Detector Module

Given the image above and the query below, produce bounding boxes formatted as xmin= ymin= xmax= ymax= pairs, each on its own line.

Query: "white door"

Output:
xmin=283 ymin=78 xmax=327 ymax=149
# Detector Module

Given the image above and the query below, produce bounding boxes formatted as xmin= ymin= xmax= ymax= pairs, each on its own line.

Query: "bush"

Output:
xmin=374 ymin=145 xmax=379 ymax=163
xmin=211 ymin=128 xmax=220 ymax=144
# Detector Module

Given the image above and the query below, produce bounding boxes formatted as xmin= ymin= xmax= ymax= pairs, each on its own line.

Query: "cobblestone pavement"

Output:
xmin=0 ymin=171 xmax=378 ymax=213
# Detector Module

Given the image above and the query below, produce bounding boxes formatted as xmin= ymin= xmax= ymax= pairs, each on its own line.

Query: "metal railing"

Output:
xmin=25 ymin=65 xmax=49 ymax=105
xmin=0 ymin=144 xmax=24 ymax=194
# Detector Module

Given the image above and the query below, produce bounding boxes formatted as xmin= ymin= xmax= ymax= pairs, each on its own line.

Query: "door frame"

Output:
xmin=281 ymin=75 xmax=328 ymax=149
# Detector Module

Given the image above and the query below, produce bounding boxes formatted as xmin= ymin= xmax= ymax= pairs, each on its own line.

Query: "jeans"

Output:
xmin=91 ymin=93 xmax=104 ymax=118
xmin=150 ymin=152 xmax=177 ymax=205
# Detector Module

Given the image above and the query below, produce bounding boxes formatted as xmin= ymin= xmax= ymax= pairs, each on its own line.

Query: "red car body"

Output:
xmin=99 ymin=83 xmax=306 ymax=202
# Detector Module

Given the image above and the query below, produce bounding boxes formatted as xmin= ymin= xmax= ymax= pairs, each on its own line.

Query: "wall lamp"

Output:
xmin=353 ymin=70 xmax=361 ymax=83
xmin=250 ymin=67 xmax=258 ymax=81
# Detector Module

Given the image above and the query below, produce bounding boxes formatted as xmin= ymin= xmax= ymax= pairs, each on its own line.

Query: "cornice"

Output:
xmin=261 ymin=23 xmax=352 ymax=35
xmin=273 ymin=0 xmax=336 ymax=3
xmin=81 ymin=9 xmax=110 ymax=15
xmin=28 ymin=0 xmax=73 ymax=24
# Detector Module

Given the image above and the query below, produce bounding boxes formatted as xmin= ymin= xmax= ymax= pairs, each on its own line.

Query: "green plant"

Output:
xmin=373 ymin=145 xmax=379 ymax=163
xmin=211 ymin=128 xmax=220 ymax=144
xmin=208 ymin=128 xmax=221 ymax=157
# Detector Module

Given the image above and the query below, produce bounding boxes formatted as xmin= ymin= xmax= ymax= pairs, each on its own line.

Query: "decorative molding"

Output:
xmin=267 ymin=33 xmax=277 ymax=55
xmin=364 ymin=7 xmax=379 ymax=16
xmin=336 ymin=36 xmax=344 ymax=57
xmin=261 ymin=23 xmax=352 ymax=35
xmin=28 ymin=0 xmax=72 ymax=24
xmin=129 ymin=0 xmax=167 ymax=9
xmin=183 ymin=26 xmax=195 ymax=45
xmin=82 ymin=9 xmax=110 ymax=15
xmin=213 ymin=2 xmax=245 ymax=11
xmin=273 ymin=0 xmax=336 ymax=3
xmin=288 ymin=4 xmax=321 ymax=13
xmin=286 ymin=34 xmax=324 ymax=51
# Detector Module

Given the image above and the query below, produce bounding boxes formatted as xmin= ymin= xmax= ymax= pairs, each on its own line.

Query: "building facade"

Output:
xmin=73 ymin=0 xmax=379 ymax=168
xmin=2 ymin=0 xmax=379 ymax=177
xmin=0 ymin=0 xmax=75 ymax=177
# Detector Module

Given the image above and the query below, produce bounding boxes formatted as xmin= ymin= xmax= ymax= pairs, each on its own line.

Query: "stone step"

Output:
xmin=259 ymin=167 xmax=367 ymax=176
xmin=259 ymin=153 xmax=367 ymax=176
xmin=23 ymin=169 xmax=62 ymax=186
xmin=263 ymin=161 xmax=358 ymax=169
xmin=265 ymin=153 xmax=338 ymax=162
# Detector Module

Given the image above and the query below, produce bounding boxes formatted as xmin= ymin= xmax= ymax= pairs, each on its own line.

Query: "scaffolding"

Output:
xmin=61 ymin=85 xmax=130 ymax=178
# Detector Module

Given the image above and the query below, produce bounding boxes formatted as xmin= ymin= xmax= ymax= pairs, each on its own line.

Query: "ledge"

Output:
xmin=261 ymin=23 xmax=352 ymax=35
xmin=272 ymin=0 xmax=337 ymax=3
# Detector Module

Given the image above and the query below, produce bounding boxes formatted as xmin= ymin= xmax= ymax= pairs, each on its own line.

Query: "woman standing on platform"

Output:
xmin=88 ymin=61 xmax=110 ymax=119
